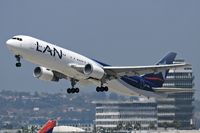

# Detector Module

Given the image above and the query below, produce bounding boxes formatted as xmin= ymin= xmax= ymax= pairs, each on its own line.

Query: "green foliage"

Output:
xmin=134 ymin=122 xmax=141 ymax=130
xmin=115 ymin=122 xmax=134 ymax=131
xmin=148 ymin=122 xmax=156 ymax=130
xmin=115 ymin=122 xmax=123 ymax=130
xmin=125 ymin=122 xmax=133 ymax=131
xmin=162 ymin=122 xmax=169 ymax=130
xmin=173 ymin=120 xmax=181 ymax=129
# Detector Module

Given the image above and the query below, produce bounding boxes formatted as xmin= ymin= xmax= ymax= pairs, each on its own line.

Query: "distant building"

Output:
xmin=93 ymin=98 xmax=157 ymax=130
xmin=0 ymin=129 xmax=21 ymax=133
xmin=157 ymin=59 xmax=194 ymax=129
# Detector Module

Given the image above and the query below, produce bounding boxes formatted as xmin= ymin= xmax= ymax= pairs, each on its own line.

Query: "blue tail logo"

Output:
xmin=142 ymin=52 xmax=177 ymax=87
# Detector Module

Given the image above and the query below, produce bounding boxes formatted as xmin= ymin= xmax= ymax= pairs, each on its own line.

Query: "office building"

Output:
xmin=157 ymin=59 xmax=194 ymax=129
xmin=94 ymin=98 xmax=157 ymax=130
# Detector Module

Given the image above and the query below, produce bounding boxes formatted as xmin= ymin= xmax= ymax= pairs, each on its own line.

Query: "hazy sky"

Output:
xmin=0 ymin=1 xmax=200 ymax=97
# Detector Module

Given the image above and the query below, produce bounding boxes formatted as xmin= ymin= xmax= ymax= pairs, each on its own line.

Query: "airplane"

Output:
xmin=38 ymin=120 xmax=56 ymax=133
xmin=38 ymin=120 xmax=85 ymax=133
xmin=6 ymin=35 xmax=189 ymax=97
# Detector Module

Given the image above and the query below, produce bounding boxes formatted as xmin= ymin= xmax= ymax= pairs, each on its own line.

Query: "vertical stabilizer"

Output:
xmin=38 ymin=120 xmax=56 ymax=133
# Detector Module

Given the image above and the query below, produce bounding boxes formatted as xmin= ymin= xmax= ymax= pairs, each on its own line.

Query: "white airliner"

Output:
xmin=6 ymin=35 xmax=189 ymax=97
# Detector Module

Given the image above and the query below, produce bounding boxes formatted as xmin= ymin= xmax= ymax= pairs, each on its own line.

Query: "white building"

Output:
xmin=157 ymin=59 xmax=194 ymax=129
xmin=93 ymin=98 xmax=157 ymax=130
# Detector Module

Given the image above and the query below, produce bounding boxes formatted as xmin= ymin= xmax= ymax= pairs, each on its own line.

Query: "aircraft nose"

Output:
xmin=6 ymin=39 xmax=18 ymax=48
xmin=6 ymin=39 xmax=14 ymax=47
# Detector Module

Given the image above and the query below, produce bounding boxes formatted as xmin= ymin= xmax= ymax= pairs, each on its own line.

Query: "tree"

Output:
xmin=148 ymin=122 xmax=156 ymax=130
xmin=134 ymin=122 xmax=141 ymax=130
xmin=106 ymin=127 xmax=115 ymax=133
xmin=21 ymin=126 xmax=29 ymax=133
xmin=16 ymin=130 xmax=22 ymax=133
xmin=173 ymin=120 xmax=180 ymax=129
xmin=31 ymin=125 xmax=38 ymax=133
xmin=115 ymin=122 xmax=123 ymax=130
xmin=163 ymin=122 xmax=169 ymax=130
xmin=96 ymin=127 xmax=106 ymax=133
xmin=125 ymin=122 xmax=134 ymax=131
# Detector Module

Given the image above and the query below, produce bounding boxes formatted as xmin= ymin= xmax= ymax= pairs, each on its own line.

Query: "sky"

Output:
xmin=0 ymin=1 xmax=200 ymax=97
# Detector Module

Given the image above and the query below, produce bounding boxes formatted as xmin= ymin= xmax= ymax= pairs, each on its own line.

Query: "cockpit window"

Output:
xmin=12 ymin=37 xmax=22 ymax=41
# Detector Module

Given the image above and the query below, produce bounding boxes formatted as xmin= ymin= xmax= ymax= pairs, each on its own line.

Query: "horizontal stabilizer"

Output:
xmin=153 ymin=88 xmax=194 ymax=94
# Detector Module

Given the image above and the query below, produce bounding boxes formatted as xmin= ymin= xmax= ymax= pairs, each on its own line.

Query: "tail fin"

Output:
xmin=142 ymin=52 xmax=177 ymax=87
xmin=38 ymin=120 xmax=56 ymax=133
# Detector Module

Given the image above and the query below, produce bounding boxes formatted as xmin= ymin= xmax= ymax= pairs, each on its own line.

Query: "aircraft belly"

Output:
xmin=88 ymin=78 xmax=161 ymax=97
xmin=107 ymin=79 xmax=139 ymax=96
xmin=117 ymin=78 xmax=165 ymax=98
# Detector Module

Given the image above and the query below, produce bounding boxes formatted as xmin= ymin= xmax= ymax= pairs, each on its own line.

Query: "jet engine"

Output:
xmin=83 ymin=64 xmax=105 ymax=80
xmin=33 ymin=67 xmax=59 ymax=81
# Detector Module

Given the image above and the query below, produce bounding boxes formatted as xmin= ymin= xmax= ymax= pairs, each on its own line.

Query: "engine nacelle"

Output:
xmin=33 ymin=67 xmax=59 ymax=82
xmin=83 ymin=64 xmax=105 ymax=80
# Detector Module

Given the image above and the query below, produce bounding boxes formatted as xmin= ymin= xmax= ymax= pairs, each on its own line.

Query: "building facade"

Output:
xmin=94 ymin=98 xmax=157 ymax=130
xmin=157 ymin=59 xmax=194 ymax=129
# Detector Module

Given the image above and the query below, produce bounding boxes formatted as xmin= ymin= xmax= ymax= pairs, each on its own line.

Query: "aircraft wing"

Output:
xmin=103 ymin=63 xmax=190 ymax=77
